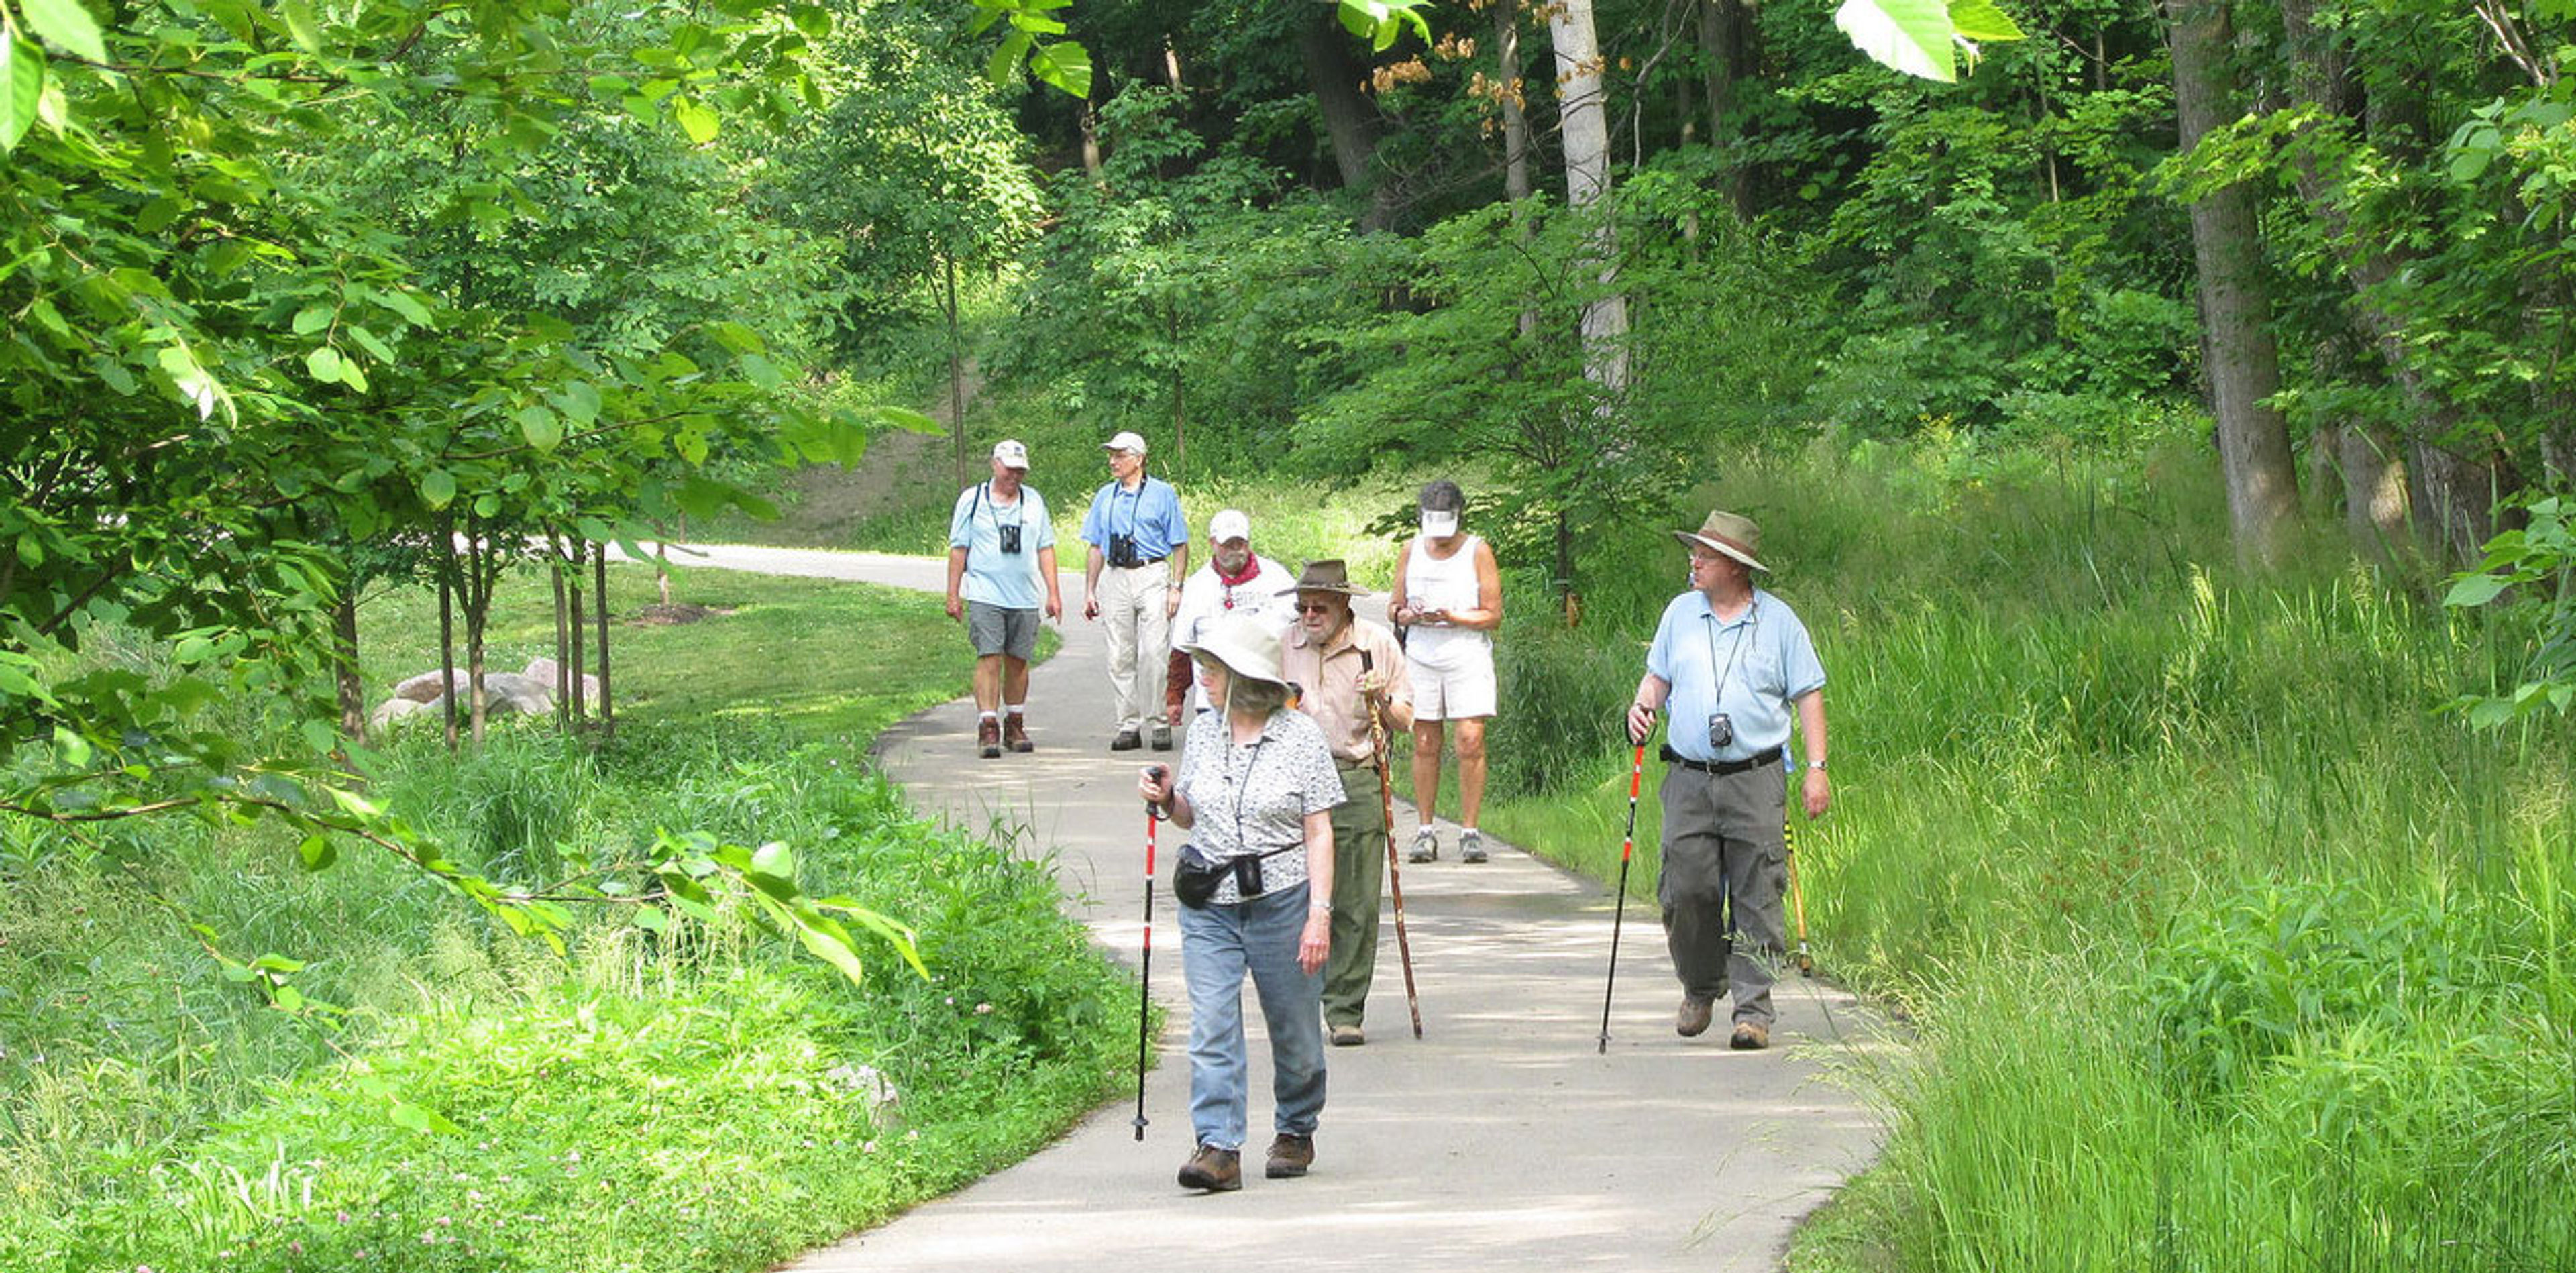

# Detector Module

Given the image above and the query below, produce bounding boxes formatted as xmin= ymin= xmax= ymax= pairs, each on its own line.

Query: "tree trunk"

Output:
xmin=2166 ymin=0 xmax=2298 ymax=569
xmin=1079 ymin=101 xmax=1104 ymax=185
xmin=551 ymin=545 xmax=570 ymax=730
xmin=946 ymin=254 xmax=968 ymax=488
xmin=2277 ymin=0 xmax=2498 ymax=563
xmin=1549 ymin=0 xmax=1631 ymax=398
xmin=1299 ymin=3 xmax=1391 ymax=229
xmin=567 ymin=541 xmax=587 ymax=729
xmin=2338 ymin=423 xmax=2410 ymax=555
xmin=333 ymin=585 xmax=364 ymax=742
xmin=1698 ymin=0 xmax=1754 ymax=218
xmin=595 ymin=543 xmax=614 ymax=740
xmin=439 ymin=515 xmax=459 ymax=752
xmin=1494 ymin=0 xmax=1540 ymax=337
xmin=464 ymin=515 xmax=490 ymax=745
xmin=1169 ymin=298 xmax=1187 ymax=482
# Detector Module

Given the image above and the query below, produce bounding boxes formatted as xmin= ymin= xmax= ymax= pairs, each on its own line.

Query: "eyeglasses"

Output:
xmin=1297 ymin=601 xmax=1336 ymax=614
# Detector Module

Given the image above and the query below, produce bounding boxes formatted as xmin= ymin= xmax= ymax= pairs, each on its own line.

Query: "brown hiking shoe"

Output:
xmin=1730 ymin=1020 xmax=1770 ymax=1051
xmin=1676 ymin=997 xmax=1715 ymax=1038
xmin=977 ymin=718 xmax=1002 ymax=759
xmin=1177 ymin=1144 xmax=1242 ymax=1192
xmin=1002 ymin=714 xmax=1033 ymax=753
xmin=1264 ymin=1133 xmax=1315 ymax=1179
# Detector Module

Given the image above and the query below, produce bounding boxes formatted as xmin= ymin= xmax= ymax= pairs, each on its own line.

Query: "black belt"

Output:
xmin=1660 ymin=744 xmax=1779 ymax=776
xmin=1116 ymin=557 xmax=1168 ymax=568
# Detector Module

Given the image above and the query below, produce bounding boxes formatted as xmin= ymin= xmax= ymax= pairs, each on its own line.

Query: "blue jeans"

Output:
xmin=1178 ymin=882 xmax=1326 ymax=1150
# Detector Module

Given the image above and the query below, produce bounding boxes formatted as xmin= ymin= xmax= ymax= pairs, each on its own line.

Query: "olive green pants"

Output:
xmin=1322 ymin=761 xmax=1388 ymax=1029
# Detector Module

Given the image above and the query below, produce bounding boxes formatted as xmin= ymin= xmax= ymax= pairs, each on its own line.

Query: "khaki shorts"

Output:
xmin=967 ymin=601 xmax=1038 ymax=660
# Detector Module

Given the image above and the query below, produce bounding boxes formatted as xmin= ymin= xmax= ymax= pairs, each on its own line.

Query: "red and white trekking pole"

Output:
xmin=1134 ymin=783 xmax=1161 ymax=1140
xmin=1597 ymin=742 xmax=1648 ymax=1054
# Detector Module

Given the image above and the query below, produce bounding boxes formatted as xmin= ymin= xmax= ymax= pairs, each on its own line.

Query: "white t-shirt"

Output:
xmin=1171 ymin=554 xmax=1296 ymax=711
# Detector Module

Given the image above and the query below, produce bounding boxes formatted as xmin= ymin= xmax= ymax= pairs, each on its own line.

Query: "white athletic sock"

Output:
xmin=1006 ymin=704 xmax=1026 ymax=717
xmin=980 ymin=710 xmax=999 ymax=722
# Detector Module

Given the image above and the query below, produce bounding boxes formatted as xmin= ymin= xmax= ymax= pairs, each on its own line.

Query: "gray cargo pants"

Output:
xmin=1656 ymin=761 xmax=1788 ymax=1027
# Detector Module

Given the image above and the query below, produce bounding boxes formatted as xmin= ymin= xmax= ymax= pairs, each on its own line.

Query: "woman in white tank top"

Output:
xmin=1387 ymin=480 xmax=1503 ymax=864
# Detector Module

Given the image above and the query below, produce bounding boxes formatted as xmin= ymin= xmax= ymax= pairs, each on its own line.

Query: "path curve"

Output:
xmin=641 ymin=543 xmax=1886 ymax=1273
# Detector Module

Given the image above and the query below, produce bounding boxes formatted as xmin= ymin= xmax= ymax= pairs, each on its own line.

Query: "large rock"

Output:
xmin=370 ymin=696 xmax=433 ymax=730
xmin=392 ymin=668 xmax=470 ymax=703
xmin=417 ymin=672 xmax=557 ymax=719
xmin=521 ymin=657 xmax=602 ymax=706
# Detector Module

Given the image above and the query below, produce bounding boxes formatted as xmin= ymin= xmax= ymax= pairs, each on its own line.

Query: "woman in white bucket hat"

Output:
xmin=1138 ymin=609 xmax=1344 ymax=1192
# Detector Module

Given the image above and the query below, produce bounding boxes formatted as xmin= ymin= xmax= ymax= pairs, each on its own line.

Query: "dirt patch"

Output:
xmin=629 ymin=602 xmax=733 ymax=626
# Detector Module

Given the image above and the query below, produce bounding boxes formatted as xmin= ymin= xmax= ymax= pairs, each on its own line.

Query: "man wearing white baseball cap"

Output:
xmin=1080 ymin=430 xmax=1191 ymax=751
xmin=1167 ymin=508 xmax=1295 ymax=722
xmin=945 ymin=439 xmax=1063 ymax=759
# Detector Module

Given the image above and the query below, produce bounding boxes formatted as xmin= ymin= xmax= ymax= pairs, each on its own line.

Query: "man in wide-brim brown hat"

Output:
xmin=1277 ymin=559 xmax=1414 ymax=1046
xmin=1623 ymin=510 xmax=1830 ymax=1052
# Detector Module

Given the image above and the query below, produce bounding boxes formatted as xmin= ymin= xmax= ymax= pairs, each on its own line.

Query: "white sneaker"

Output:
xmin=1407 ymin=828 xmax=1438 ymax=863
xmin=1459 ymin=830 xmax=1487 ymax=863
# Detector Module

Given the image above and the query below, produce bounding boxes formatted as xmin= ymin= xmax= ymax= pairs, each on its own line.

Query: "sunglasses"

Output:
xmin=1297 ymin=600 xmax=1338 ymax=614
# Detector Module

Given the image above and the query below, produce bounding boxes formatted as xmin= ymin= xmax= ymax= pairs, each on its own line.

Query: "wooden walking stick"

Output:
xmin=1362 ymin=650 xmax=1424 ymax=1039
xmin=1597 ymin=742 xmax=1648 ymax=1054
xmin=1134 ymin=786 xmax=1161 ymax=1140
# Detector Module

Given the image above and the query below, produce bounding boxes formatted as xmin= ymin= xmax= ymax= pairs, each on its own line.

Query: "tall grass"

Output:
xmin=1482 ymin=427 xmax=2576 ymax=1270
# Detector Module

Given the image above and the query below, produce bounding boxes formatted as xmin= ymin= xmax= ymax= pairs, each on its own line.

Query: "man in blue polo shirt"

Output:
xmin=946 ymin=440 xmax=1063 ymax=759
xmin=1624 ymin=510 xmax=1831 ymax=1052
xmin=1080 ymin=430 xmax=1189 ymax=751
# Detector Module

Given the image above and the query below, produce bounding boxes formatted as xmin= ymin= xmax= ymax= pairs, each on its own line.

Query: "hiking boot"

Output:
xmin=1151 ymin=722 xmax=1173 ymax=751
xmin=1263 ymin=1133 xmax=1315 ymax=1179
xmin=1002 ymin=714 xmax=1033 ymax=753
xmin=1177 ymin=1144 xmax=1241 ymax=1192
xmin=1111 ymin=729 xmax=1143 ymax=752
xmin=1330 ymin=1023 xmax=1365 ymax=1047
xmin=1459 ymin=829 xmax=1487 ymax=863
xmin=1407 ymin=828 xmax=1438 ymax=863
xmin=1676 ymin=996 xmax=1715 ymax=1038
xmin=1730 ymin=1020 xmax=1770 ymax=1051
xmin=977 ymin=718 xmax=1002 ymax=759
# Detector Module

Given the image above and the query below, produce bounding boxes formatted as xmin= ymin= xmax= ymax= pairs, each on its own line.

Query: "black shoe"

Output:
xmin=1111 ymin=730 xmax=1143 ymax=752
xmin=1263 ymin=1133 xmax=1314 ymax=1179
xmin=1151 ymin=723 xmax=1173 ymax=751
xmin=1178 ymin=1144 xmax=1242 ymax=1192
xmin=1730 ymin=1020 xmax=1770 ymax=1050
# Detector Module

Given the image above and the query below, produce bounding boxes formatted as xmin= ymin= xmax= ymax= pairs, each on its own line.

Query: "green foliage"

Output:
xmin=2 ymin=720 xmax=1136 ymax=1273
xmin=2445 ymin=494 xmax=2576 ymax=724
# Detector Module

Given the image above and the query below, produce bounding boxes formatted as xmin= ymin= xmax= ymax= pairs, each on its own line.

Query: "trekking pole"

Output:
xmin=1134 ymin=782 xmax=1161 ymax=1140
xmin=1784 ymin=748 xmax=1813 ymax=975
xmin=1597 ymin=741 xmax=1648 ymax=1054
xmin=1362 ymin=650 xmax=1424 ymax=1039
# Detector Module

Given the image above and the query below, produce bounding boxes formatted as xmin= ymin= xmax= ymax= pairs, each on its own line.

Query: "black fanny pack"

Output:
xmin=1172 ymin=843 xmax=1298 ymax=909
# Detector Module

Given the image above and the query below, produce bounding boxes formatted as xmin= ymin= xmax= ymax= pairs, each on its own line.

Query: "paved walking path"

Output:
xmin=643 ymin=543 xmax=1887 ymax=1272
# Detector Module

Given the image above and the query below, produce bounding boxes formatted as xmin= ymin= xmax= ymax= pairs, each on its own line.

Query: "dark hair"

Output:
xmin=1419 ymin=480 xmax=1465 ymax=514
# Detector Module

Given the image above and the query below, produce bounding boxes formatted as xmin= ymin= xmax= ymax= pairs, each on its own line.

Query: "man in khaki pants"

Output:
xmin=1277 ymin=560 xmax=1413 ymax=1047
xmin=1080 ymin=431 xmax=1190 ymax=751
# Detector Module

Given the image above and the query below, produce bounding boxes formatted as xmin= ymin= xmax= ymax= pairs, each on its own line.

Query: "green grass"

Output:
xmin=1480 ymin=431 xmax=2576 ymax=1270
xmin=1 ymin=561 xmax=1122 ymax=1273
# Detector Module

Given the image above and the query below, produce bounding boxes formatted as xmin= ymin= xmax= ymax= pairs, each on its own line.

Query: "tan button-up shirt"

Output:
xmin=1281 ymin=616 xmax=1413 ymax=765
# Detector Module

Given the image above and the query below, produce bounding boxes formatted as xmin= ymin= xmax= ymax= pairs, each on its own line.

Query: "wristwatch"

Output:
xmin=1807 ymin=759 xmax=1828 ymax=772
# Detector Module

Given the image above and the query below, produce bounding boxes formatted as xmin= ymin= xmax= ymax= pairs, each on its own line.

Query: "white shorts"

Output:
xmin=1407 ymin=642 xmax=1497 ymax=721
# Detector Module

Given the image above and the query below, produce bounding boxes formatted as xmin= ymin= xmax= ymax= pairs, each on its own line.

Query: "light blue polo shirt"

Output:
xmin=1646 ymin=588 xmax=1826 ymax=764
xmin=949 ymin=482 xmax=1055 ymax=610
xmin=1079 ymin=476 xmax=1189 ymax=561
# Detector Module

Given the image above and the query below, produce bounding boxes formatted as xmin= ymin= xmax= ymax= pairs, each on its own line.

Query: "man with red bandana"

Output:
xmin=1169 ymin=510 xmax=1296 ymax=718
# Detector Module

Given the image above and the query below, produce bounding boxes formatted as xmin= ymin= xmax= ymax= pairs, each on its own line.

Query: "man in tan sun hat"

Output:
xmin=1276 ymin=559 xmax=1413 ymax=1046
xmin=1623 ymin=510 xmax=1830 ymax=1052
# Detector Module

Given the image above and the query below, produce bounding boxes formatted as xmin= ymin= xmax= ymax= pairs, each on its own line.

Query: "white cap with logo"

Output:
xmin=1102 ymin=430 xmax=1149 ymax=455
xmin=1208 ymin=509 xmax=1250 ymax=543
xmin=991 ymin=439 xmax=1030 ymax=470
